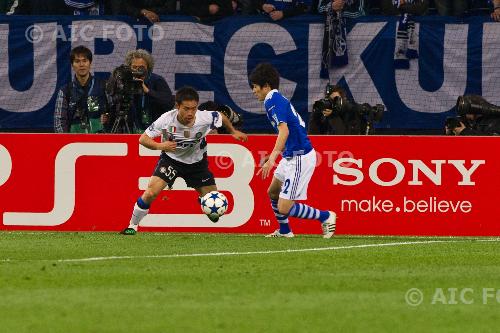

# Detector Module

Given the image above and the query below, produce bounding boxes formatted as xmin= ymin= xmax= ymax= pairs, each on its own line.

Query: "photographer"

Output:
xmin=445 ymin=95 xmax=500 ymax=136
xmin=107 ymin=49 xmax=174 ymax=133
xmin=309 ymin=84 xmax=369 ymax=135
xmin=54 ymin=45 xmax=108 ymax=133
xmin=198 ymin=101 xmax=243 ymax=134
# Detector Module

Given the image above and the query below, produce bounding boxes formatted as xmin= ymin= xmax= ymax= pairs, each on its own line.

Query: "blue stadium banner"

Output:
xmin=0 ymin=15 xmax=498 ymax=131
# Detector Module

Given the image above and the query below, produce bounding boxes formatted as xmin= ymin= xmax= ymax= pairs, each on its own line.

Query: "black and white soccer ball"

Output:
xmin=201 ymin=191 xmax=228 ymax=221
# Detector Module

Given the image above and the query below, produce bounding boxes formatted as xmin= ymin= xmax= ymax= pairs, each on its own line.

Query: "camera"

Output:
xmin=218 ymin=104 xmax=243 ymax=127
xmin=313 ymin=94 xmax=384 ymax=123
xmin=456 ymin=95 xmax=500 ymax=117
xmin=106 ymin=65 xmax=147 ymax=133
xmin=107 ymin=64 xmax=146 ymax=98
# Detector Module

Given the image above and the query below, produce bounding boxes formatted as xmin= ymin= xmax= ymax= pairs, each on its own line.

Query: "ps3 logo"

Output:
xmin=1 ymin=142 xmax=254 ymax=228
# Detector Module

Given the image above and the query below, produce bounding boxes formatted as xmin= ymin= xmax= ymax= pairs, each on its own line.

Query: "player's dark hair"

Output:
xmin=70 ymin=45 xmax=93 ymax=64
xmin=249 ymin=63 xmax=280 ymax=90
xmin=175 ymin=86 xmax=199 ymax=104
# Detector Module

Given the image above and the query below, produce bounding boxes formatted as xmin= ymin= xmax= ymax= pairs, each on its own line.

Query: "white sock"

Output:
xmin=128 ymin=203 xmax=149 ymax=230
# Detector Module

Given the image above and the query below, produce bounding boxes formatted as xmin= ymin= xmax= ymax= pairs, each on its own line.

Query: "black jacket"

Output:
xmin=308 ymin=108 xmax=368 ymax=135
xmin=460 ymin=116 xmax=500 ymax=136
xmin=129 ymin=73 xmax=174 ymax=132
xmin=122 ymin=0 xmax=177 ymax=17
xmin=180 ymin=0 xmax=233 ymax=22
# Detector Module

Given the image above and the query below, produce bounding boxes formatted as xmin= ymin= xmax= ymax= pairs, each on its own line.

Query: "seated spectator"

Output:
xmin=318 ymin=0 xmax=366 ymax=18
xmin=63 ymin=0 xmax=122 ymax=15
xmin=180 ymin=0 xmax=234 ymax=23
xmin=380 ymin=0 xmax=428 ymax=16
xmin=10 ymin=0 xmax=69 ymax=14
xmin=258 ymin=0 xmax=311 ymax=21
xmin=492 ymin=0 xmax=500 ymax=21
xmin=342 ymin=0 xmax=366 ymax=18
xmin=122 ymin=0 xmax=177 ymax=23
xmin=1 ymin=0 xmax=14 ymax=14
xmin=434 ymin=0 xmax=468 ymax=16
xmin=233 ymin=0 xmax=257 ymax=14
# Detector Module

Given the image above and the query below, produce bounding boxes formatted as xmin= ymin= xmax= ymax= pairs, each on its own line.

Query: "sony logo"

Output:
xmin=332 ymin=158 xmax=485 ymax=186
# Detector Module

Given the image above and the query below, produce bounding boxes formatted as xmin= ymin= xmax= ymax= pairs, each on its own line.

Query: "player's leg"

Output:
xmin=123 ymin=157 xmax=177 ymax=235
xmin=265 ymin=163 xmax=294 ymax=238
xmin=279 ymin=150 xmax=336 ymax=238
xmin=122 ymin=175 xmax=168 ymax=234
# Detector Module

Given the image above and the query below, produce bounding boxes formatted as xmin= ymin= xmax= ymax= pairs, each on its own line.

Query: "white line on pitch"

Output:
xmin=54 ymin=239 xmax=500 ymax=263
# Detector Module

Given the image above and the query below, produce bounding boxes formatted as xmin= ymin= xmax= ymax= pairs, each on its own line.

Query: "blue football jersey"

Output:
xmin=264 ymin=89 xmax=313 ymax=158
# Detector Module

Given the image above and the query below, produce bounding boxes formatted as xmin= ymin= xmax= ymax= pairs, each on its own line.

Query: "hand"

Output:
xmin=141 ymin=9 xmax=159 ymax=23
xmin=269 ymin=10 xmax=284 ymax=21
xmin=453 ymin=122 xmax=466 ymax=135
xmin=231 ymin=130 xmax=248 ymax=142
xmin=256 ymin=160 xmax=274 ymax=179
xmin=134 ymin=77 xmax=149 ymax=94
xmin=158 ymin=141 xmax=177 ymax=152
xmin=232 ymin=0 xmax=237 ymax=11
xmin=100 ymin=113 xmax=110 ymax=125
xmin=492 ymin=8 xmax=500 ymax=22
xmin=322 ymin=109 xmax=333 ymax=118
xmin=262 ymin=4 xmax=275 ymax=13
xmin=142 ymin=81 xmax=149 ymax=94
xmin=332 ymin=0 xmax=345 ymax=11
xmin=209 ymin=4 xmax=220 ymax=15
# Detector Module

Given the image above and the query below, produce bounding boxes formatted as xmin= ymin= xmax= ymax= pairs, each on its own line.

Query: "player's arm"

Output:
xmin=258 ymin=122 xmax=288 ymax=179
xmin=139 ymin=133 xmax=176 ymax=152
xmin=220 ymin=112 xmax=248 ymax=142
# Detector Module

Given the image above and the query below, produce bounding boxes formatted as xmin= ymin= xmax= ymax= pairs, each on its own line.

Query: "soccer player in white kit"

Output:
xmin=249 ymin=63 xmax=336 ymax=238
xmin=122 ymin=86 xmax=247 ymax=235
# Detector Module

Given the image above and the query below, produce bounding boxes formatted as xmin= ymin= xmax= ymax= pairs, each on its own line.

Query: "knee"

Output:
xmin=267 ymin=188 xmax=279 ymax=200
xmin=143 ymin=188 xmax=159 ymax=202
xmin=277 ymin=202 xmax=291 ymax=215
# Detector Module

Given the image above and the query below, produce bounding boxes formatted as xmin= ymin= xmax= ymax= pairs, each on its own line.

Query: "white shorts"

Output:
xmin=274 ymin=149 xmax=316 ymax=201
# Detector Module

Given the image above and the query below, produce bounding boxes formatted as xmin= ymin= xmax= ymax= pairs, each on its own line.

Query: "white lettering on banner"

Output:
xmin=482 ymin=23 xmax=500 ymax=106
xmin=396 ymin=24 xmax=468 ymax=113
xmin=447 ymin=160 xmax=485 ymax=186
xmin=138 ymin=144 xmax=255 ymax=228
xmin=369 ymin=158 xmax=405 ymax=187
xmin=332 ymin=158 xmax=363 ymax=186
xmin=0 ymin=145 xmax=12 ymax=186
xmin=408 ymin=160 xmax=446 ymax=186
xmin=0 ymin=23 xmax=58 ymax=112
xmin=225 ymin=23 xmax=297 ymax=114
xmin=332 ymin=158 xmax=485 ymax=186
xmin=329 ymin=22 xmax=386 ymax=107
xmin=71 ymin=20 xmax=137 ymax=75
xmin=152 ymin=22 xmax=214 ymax=102
xmin=3 ymin=143 xmax=128 ymax=226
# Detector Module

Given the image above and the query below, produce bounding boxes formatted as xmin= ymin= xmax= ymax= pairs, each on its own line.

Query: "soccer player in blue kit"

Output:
xmin=249 ymin=63 xmax=336 ymax=238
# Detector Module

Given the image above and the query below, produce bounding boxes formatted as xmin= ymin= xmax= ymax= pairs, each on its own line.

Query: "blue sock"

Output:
xmin=137 ymin=197 xmax=150 ymax=210
xmin=271 ymin=199 xmax=291 ymax=234
xmin=289 ymin=203 xmax=329 ymax=223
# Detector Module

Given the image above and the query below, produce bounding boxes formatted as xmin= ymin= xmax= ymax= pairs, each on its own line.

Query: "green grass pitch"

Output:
xmin=1 ymin=232 xmax=499 ymax=332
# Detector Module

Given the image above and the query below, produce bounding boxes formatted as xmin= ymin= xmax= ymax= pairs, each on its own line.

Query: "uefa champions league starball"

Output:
xmin=201 ymin=191 xmax=228 ymax=222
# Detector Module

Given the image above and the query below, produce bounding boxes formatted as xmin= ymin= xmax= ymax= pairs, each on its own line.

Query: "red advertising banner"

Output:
xmin=0 ymin=134 xmax=498 ymax=236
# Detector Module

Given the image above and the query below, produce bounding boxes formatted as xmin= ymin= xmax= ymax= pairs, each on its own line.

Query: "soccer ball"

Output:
xmin=201 ymin=191 xmax=228 ymax=221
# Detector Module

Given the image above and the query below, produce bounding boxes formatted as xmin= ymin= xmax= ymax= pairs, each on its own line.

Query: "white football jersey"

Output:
xmin=145 ymin=109 xmax=223 ymax=164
